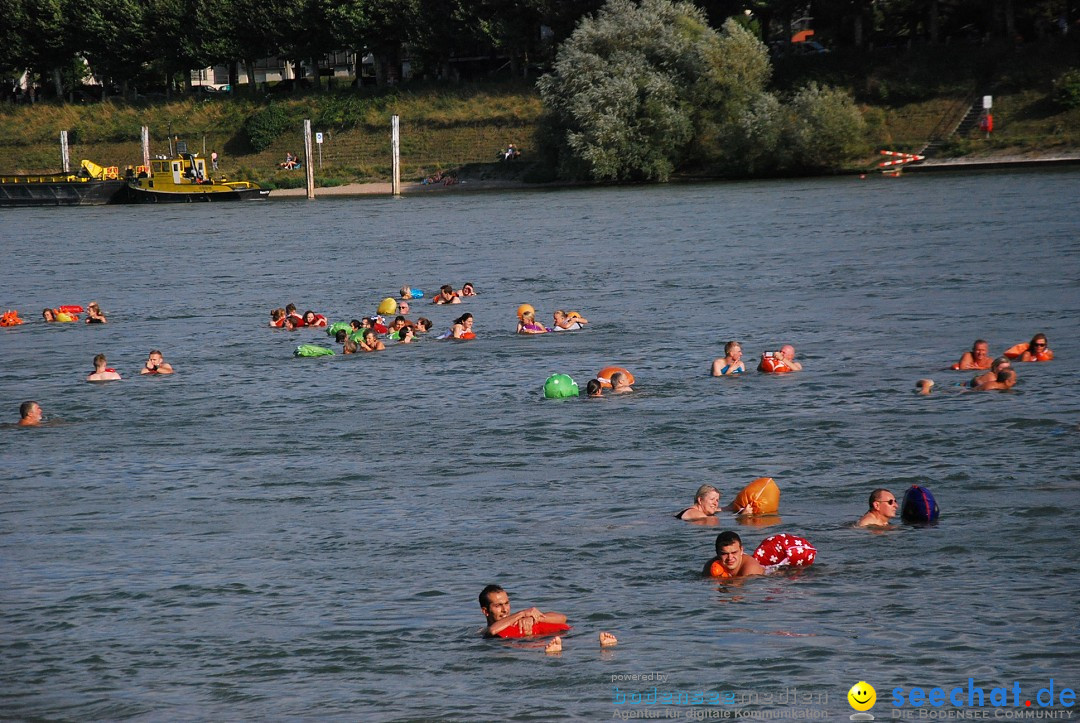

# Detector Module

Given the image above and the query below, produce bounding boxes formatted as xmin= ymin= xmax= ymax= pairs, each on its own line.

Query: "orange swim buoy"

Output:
xmin=596 ymin=366 xmax=635 ymax=389
xmin=757 ymin=354 xmax=792 ymax=373
xmin=708 ymin=560 xmax=733 ymax=578
xmin=517 ymin=304 xmax=535 ymax=320
xmin=1004 ymin=342 xmax=1054 ymax=361
xmin=752 ymin=533 xmax=816 ymax=569
xmin=459 ymin=332 xmax=476 ymax=340
xmin=0 ymin=310 xmax=24 ymax=327
xmin=1036 ymin=350 xmax=1054 ymax=361
xmin=59 ymin=305 xmax=84 ymax=314
xmin=730 ymin=477 xmax=780 ymax=515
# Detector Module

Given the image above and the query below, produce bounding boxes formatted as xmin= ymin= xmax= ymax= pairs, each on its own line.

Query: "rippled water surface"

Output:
xmin=3 ymin=170 xmax=1080 ymax=720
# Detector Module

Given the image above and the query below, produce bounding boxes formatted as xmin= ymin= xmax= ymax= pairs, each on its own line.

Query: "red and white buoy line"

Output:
xmin=878 ymin=150 xmax=925 ymax=175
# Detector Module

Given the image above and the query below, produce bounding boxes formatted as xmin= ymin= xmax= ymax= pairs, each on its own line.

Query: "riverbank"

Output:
xmin=267 ymin=150 xmax=1080 ymax=198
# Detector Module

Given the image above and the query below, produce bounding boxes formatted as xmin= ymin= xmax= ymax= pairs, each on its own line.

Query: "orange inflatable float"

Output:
xmin=1003 ymin=342 xmax=1054 ymax=362
xmin=730 ymin=477 xmax=780 ymax=515
xmin=707 ymin=560 xmax=732 ymax=578
xmin=757 ymin=353 xmax=792 ymax=373
xmin=596 ymin=366 xmax=635 ymax=389
xmin=59 ymin=305 xmax=84 ymax=314
xmin=1 ymin=310 xmax=24 ymax=327
xmin=517 ymin=304 xmax=535 ymax=320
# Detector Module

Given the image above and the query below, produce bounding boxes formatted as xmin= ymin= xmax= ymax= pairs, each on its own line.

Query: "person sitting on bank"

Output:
xmin=18 ymin=400 xmax=43 ymax=427
xmin=954 ymin=339 xmax=992 ymax=370
xmin=856 ymin=489 xmax=898 ymax=528
xmin=712 ymin=340 xmax=746 ymax=376
xmin=703 ymin=531 xmax=765 ymax=578
xmin=676 ymin=484 xmax=721 ymax=523
xmin=141 ymin=349 xmax=174 ymax=375
xmin=972 ymin=368 xmax=1017 ymax=392
xmin=87 ymin=353 xmax=122 ymax=382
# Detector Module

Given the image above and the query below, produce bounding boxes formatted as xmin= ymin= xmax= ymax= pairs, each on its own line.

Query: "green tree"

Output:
xmin=784 ymin=82 xmax=867 ymax=170
xmin=538 ymin=0 xmax=769 ymax=181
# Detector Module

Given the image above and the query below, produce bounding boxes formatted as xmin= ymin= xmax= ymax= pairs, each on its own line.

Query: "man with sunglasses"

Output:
xmin=857 ymin=489 xmax=899 ymax=528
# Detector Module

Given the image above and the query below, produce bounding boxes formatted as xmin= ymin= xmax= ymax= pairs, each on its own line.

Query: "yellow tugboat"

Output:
xmin=122 ymin=152 xmax=269 ymax=203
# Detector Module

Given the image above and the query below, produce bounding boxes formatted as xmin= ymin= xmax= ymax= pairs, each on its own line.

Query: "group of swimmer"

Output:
xmin=85 ymin=350 xmax=174 ymax=382
xmin=269 ymin=304 xmax=328 ymax=330
xmin=517 ymin=306 xmax=589 ymax=334
xmin=40 ymin=303 xmax=107 ymax=324
xmin=916 ymin=333 xmax=1053 ymax=394
xmin=710 ymin=342 xmax=803 ymax=376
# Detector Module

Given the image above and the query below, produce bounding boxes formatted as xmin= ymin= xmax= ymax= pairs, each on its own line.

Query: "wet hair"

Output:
xmin=454 ymin=313 xmax=473 ymax=326
xmin=335 ymin=330 xmax=348 ymax=343
xmin=88 ymin=302 xmax=100 ymax=311
xmin=441 ymin=284 xmax=454 ymax=295
xmin=695 ymin=484 xmax=719 ymax=503
xmin=869 ymin=488 xmax=891 ymax=507
xmin=400 ymin=325 xmax=414 ymax=336
xmin=990 ymin=357 xmax=1011 ymax=372
xmin=479 ymin=584 xmax=505 ymax=609
xmin=462 ymin=282 xmax=475 ymax=292
xmin=93 ymin=353 xmax=107 ymax=369
xmin=149 ymin=349 xmax=163 ymax=358
xmin=724 ymin=340 xmax=741 ymax=355
xmin=998 ymin=369 xmax=1017 ymax=384
xmin=1030 ymin=333 xmax=1048 ymax=350
xmin=972 ymin=339 xmax=988 ymax=350
xmin=586 ymin=379 xmax=602 ymax=396
xmin=42 ymin=308 xmax=54 ymax=320
xmin=350 ymin=319 xmax=362 ymax=330
xmin=417 ymin=317 xmax=433 ymax=331
xmin=285 ymin=303 xmax=297 ymax=314
xmin=363 ymin=329 xmax=377 ymax=341
xmin=303 ymin=310 xmax=315 ymax=321
xmin=400 ymin=286 xmax=411 ymax=298
xmin=271 ymin=308 xmax=285 ymax=321
xmin=610 ymin=372 xmax=625 ymax=387
xmin=715 ymin=531 xmax=742 ymax=554
xmin=343 ymin=339 xmax=358 ymax=354
xmin=20 ymin=401 xmax=39 ymax=419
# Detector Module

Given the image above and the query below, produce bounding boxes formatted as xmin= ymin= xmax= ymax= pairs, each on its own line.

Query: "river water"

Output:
xmin=2 ymin=170 xmax=1079 ymax=721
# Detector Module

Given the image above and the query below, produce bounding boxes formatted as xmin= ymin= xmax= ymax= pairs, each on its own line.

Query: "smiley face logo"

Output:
xmin=848 ymin=681 xmax=877 ymax=712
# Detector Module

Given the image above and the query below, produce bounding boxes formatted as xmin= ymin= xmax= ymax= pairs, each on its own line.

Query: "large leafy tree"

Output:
xmin=538 ymin=0 xmax=770 ymax=181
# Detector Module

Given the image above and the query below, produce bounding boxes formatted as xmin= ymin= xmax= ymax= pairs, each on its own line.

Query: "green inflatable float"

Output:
xmin=544 ymin=373 xmax=579 ymax=399
xmin=294 ymin=344 xmax=335 ymax=357
xmin=327 ymin=321 xmax=351 ymax=337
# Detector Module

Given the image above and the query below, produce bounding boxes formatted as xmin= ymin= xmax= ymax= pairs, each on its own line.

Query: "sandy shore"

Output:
xmin=268 ymin=152 xmax=1080 ymax=198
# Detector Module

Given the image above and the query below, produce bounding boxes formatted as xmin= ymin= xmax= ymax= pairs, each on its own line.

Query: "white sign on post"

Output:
xmin=315 ymin=132 xmax=324 ymax=144
xmin=983 ymin=96 xmax=992 ymax=110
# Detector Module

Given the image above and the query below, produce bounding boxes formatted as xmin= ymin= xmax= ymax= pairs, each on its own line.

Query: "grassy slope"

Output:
xmin=1 ymin=42 xmax=1077 ymax=183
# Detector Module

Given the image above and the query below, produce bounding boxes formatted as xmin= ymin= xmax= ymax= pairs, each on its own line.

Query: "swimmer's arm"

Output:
xmin=742 ymin=557 xmax=766 ymax=575
xmin=956 ymin=352 xmax=976 ymax=370
xmin=787 ymin=361 xmax=803 ymax=371
xmin=710 ymin=358 xmax=724 ymax=377
xmin=157 ymin=362 xmax=174 ymax=374
xmin=486 ymin=607 xmax=563 ymax=636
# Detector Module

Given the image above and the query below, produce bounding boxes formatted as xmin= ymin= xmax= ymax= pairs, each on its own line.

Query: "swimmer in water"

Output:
xmin=398 ymin=299 xmax=410 ymax=315
xmin=450 ymin=313 xmax=474 ymax=338
xmin=359 ymin=329 xmax=386 ymax=351
xmin=269 ymin=308 xmax=286 ymax=327
xmin=42 ymin=308 xmax=57 ymax=322
xmin=586 ymin=379 xmax=603 ymax=397
xmin=703 ymin=531 xmax=765 ymax=578
xmin=915 ymin=379 xmax=935 ymax=395
xmin=18 ymin=401 xmax=43 ymax=426
xmin=972 ymin=368 xmax=1017 ymax=392
xmin=856 ymin=489 xmax=898 ymax=528
xmin=398 ymin=326 xmax=415 ymax=344
xmin=479 ymin=584 xmax=616 ymax=650
xmin=610 ymin=372 xmax=633 ymax=393
xmin=85 ymin=302 xmax=107 ymax=324
xmin=517 ymin=310 xmax=547 ymax=334
xmin=458 ymin=282 xmax=477 ymax=297
xmin=676 ymin=484 xmax=721 ymax=523
xmin=413 ymin=317 xmax=433 ymax=334
xmin=1014 ymin=333 xmax=1051 ymax=362
xmin=955 ymin=339 xmax=992 ymax=370
xmin=712 ymin=340 xmax=745 ymax=376
xmin=970 ymin=357 xmax=1011 ymax=388
xmin=141 ymin=349 xmax=174 ymax=375
xmin=87 ymin=353 xmax=122 ymax=382
xmin=433 ymin=284 xmax=460 ymax=305
xmin=552 ymin=310 xmax=588 ymax=330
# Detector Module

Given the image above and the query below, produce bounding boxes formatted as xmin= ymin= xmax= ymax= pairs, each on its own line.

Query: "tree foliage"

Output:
xmin=538 ymin=0 xmax=765 ymax=182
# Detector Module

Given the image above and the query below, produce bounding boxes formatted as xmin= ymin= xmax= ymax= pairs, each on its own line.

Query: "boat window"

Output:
xmin=173 ymin=163 xmax=180 ymax=172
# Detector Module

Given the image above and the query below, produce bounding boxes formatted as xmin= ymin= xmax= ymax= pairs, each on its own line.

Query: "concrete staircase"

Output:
xmin=916 ymin=91 xmax=984 ymax=158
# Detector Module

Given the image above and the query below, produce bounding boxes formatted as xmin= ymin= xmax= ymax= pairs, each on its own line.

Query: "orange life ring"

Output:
xmin=596 ymin=366 xmax=635 ymax=389
xmin=757 ymin=354 xmax=791 ymax=373
xmin=730 ymin=477 xmax=780 ymax=515
xmin=496 ymin=621 xmax=572 ymax=639
xmin=59 ymin=305 xmax=84 ymax=314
